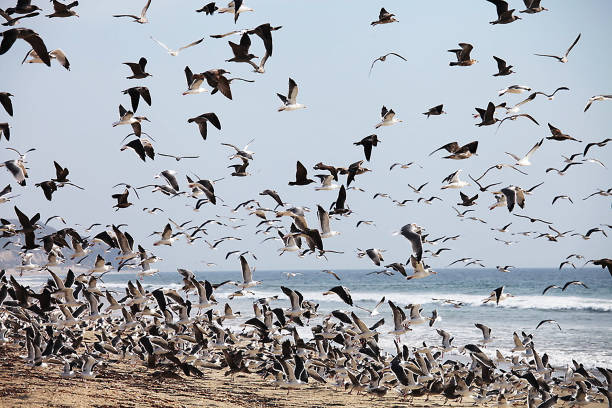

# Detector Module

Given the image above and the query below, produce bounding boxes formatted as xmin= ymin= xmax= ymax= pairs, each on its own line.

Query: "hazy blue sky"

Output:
xmin=2 ymin=1 xmax=611 ymax=272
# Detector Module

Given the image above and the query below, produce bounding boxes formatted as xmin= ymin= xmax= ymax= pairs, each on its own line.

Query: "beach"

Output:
xmin=2 ymin=343 xmax=607 ymax=408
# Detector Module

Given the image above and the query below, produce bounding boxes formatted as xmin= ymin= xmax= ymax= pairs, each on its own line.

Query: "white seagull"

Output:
xmin=505 ymin=139 xmax=543 ymax=166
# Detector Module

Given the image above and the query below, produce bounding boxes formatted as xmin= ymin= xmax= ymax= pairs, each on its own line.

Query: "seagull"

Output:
xmin=546 ymin=123 xmax=581 ymax=142
xmin=153 ymin=223 xmax=177 ymax=246
xmin=0 ymin=9 xmax=39 ymax=26
xmin=535 ymin=320 xmax=561 ymax=331
xmin=226 ymin=33 xmax=258 ymax=64
xmin=218 ymin=1 xmax=254 ymax=24
xmin=562 ymin=281 xmax=589 ymax=291
xmin=534 ymin=86 xmax=569 ymax=100
xmin=483 ymin=286 xmax=514 ymax=305
xmin=513 ymin=214 xmax=552 ymax=225
xmin=46 ymin=1 xmax=79 ymax=18
xmin=317 ymin=205 xmax=339 ymax=239
xmin=422 ymin=104 xmax=445 ymax=117
xmin=493 ymin=56 xmax=514 ymax=76
xmin=584 ymin=95 xmax=612 ymax=112
xmin=406 ymin=255 xmax=436 ymax=280
xmin=353 ymin=134 xmax=380 ymax=161
xmin=448 ymin=43 xmax=477 ymax=66
xmin=400 ymin=223 xmax=423 ymax=261
xmin=22 ymin=48 xmax=69 ymax=70
xmin=187 ymin=113 xmax=221 ymax=140
xmin=277 ymin=78 xmax=305 ymax=112
xmin=157 ymin=153 xmax=199 ymax=161
xmin=0 ymin=28 xmax=50 ymax=66
xmin=498 ymin=85 xmax=531 ymax=96
xmin=320 ymin=269 xmax=341 ymax=280
xmin=535 ymin=33 xmax=581 ymax=63
xmin=552 ymin=195 xmax=573 ymax=205
xmin=441 ymin=169 xmax=469 ymax=189
xmin=521 ymin=0 xmax=548 ymax=13
xmin=122 ymin=87 xmax=151 ymax=113
xmin=487 ymin=0 xmax=521 ymax=24
xmin=545 ymin=162 xmax=582 ymax=176
xmin=408 ymin=182 xmax=428 ymax=193
xmin=113 ymin=0 xmax=152 ymax=24
xmin=369 ymin=52 xmax=406 ymax=75
xmin=123 ymin=57 xmax=152 ymax=79
xmin=375 ymin=106 xmax=402 ymax=128
xmin=505 ymin=139 xmax=543 ymax=166
xmin=182 ymin=66 xmax=208 ymax=95
xmin=113 ymin=105 xmax=149 ymax=137
xmin=151 ymin=36 xmax=204 ymax=56
xmin=196 ymin=2 xmax=218 ymax=14
xmin=288 ymin=161 xmax=315 ymax=186
xmin=496 ymin=265 xmax=514 ymax=273
xmin=500 ymin=186 xmax=525 ymax=212
xmin=0 ymin=92 xmax=13 ymax=116
xmin=371 ymin=8 xmax=398 ymax=26
xmin=323 ymin=286 xmax=353 ymax=306
xmin=496 ymin=113 xmax=539 ymax=130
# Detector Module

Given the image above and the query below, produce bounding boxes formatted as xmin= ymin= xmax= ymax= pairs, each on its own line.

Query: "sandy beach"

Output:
xmin=1 ymin=343 xmax=608 ymax=408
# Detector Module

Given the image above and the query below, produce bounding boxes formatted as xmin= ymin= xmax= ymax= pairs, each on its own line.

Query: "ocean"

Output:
xmin=16 ymin=267 xmax=612 ymax=368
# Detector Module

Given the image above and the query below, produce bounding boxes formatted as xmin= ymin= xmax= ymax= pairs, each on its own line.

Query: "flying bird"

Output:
xmin=0 ymin=28 xmax=50 ymax=66
xmin=535 ymin=33 xmax=581 ymax=63
xmin=151 ymin=36 xmax=204 ymax=56
xmin=113 ymin=0 xmax=152 ymax=24
xmin=369 ymin=52 xmax=406 ymax=75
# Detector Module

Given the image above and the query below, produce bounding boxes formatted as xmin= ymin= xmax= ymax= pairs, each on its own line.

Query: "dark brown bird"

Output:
xmin=347 ymin=160 xmax=371 ymax=187
xmin=449 ymin=43 xmax=477 ymax=66
xmin=196 ymin=2 xmax=218 ymax=15
xmin=123 ymin=57 xmax=151 ymax=79
xmin=493 ymin=56 xmax=514 ymax=76
xmin=5 ymin=0 xmax=41 ymax=15
xmin=487 ymin=0 xmax=521 ymax=24
xmin=0 ymin=9 xmax=39 ymax=26
xmin=371 ymin=8 xmax=398 ymax=26
xmin=313 ymin=162 xmax=339 ymax=181
xmin=353 ymin=134 xmax=380 ymax=162
xmin=259 ymin=189 xmax=284 ymax=208
xmin=0 ymin=28 xmax=50 ymax=66
xmin=583 ymin=138 xmax=611 ymax=156
xmin=112 ymin=188 xmax=133 ymax=210
xmin=475 ymin=102 xmax=498 ymax=126
xmin=226 ymin=33 xmax=257 ymax=63
xmin=35 ymin=180 xmax=57 ymax=201
xmin=590 ymin=258 xmax=612 ymax=277
xmin=14 ymin=205 xmax=40 ymax=250
xmin=203 ymin=69 xmax=232 ymax=100
xmin=457 ymin=192 xmax=478 ymax=207
xmin=288 ymin=161 xmax=315 ymax=186
xmin=423 ymin=104 xmax=445 ymax=117
xmin=547 ymin=123 xmax=581 ymax=142
xmin=0 ymin=92 xmax=12 ymax=116
xmin=187 ymin=113 xmax=221 ymax=140
xmin=429 ymin=141 xmax=478 ymax=160
xmin=46 ymin=1 xmax=79 ymax=18
xmin=122 ymin=87 xmax=151 ymax=113
xmin=369 ymin=52 xmax=406 ymax=75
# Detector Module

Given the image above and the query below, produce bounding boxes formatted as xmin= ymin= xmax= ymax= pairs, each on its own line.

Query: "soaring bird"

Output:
xmin=369 ymin=52 xmax=406 ymax=75
xmin=448 ymin=43 xmax=477 ymax=66
xmin=187 ymin=113 xmax=221 ymax=140
xmin=288 ymin=161 xmax=315 ymax=186
xmin=535 ymin=33 xmax=581 ymax=63
xmin=0 ymin=28 xmax=50 ymax=66
xmin=151 ymin=36 xmax=204 ymax=57
xmin=277 ymin=78 xmax=305 ymax=112
xmin=113 ymin=0 xmax=152 ymax=24
xmin=487 ymin=0 xmax=521 ymax=24
xmin=353 ymin=134 xmax=380 ymax=162
xmin=371 ymin=8 xmax=398 ymax=26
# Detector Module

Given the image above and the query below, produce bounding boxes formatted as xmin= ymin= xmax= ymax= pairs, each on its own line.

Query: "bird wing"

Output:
xmin=140 ymin=0 xmax=152 ymax=18
xmin=179 ymin=37 xmax=204 ymax=51
xmin=287 ymin=78 xmax=298 ymax=105
xmin=151 ymin=36 xmax=171 ymax=52
xmin=524 ymin=139 xmax=543 ymax=159
xmin=565 ymin=33 xmax=581 ymax=57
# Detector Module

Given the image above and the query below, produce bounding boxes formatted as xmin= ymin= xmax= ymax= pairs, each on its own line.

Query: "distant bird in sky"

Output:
xmin=535 ymin=33 xmax=581 ymax=63
xmin=150 ymin=36 xmax=204 ymax=56
xmin=369 ymin=52 xmax=406 ymax=75
xmin=113 ymin=0 xmax=152 ymax=24
xmin=371 ymin=8 xmax=398 ymax=26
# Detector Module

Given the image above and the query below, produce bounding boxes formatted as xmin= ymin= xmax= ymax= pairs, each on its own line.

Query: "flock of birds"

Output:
xmin=0 ymin=0 xmax=611 ymax=407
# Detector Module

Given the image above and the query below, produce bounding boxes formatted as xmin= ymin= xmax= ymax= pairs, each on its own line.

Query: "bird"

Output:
xmin=0 ymin=92 xmax=13 ymax=116
xmin=226 ymin=33 xmax=257 ymax=63
xmin=375 ymin=106 xmax=402 ymax=128
xmin=430 ymin=141 xmax=478 ymax=160
xmin=584 ymin=95 xmax=612 ymax=112
xmin=496 ymin=113 xmax=539 ymax=130
xmin=0 ymin=28 xmax=50 ymax=66
xmin=505 ymin=139 xmax=544 ymax=166
xmin=112 ymin=0 xmax=152 ymax=24
xmin=400 ymin=223 xmax=423 ymax=261
xmin=408 ymin=182 xmax=428 ymax=193
xmin=535 ymin=320 xmax=561 ymax=331
xmin=457 ymin=192 xmax=478 ymax=206
xmin=353 ymin=134 xmax=380 ymax=161
xmin=187 ymin=113 xmax=221 ymax=140
xmin=46 ymin=1 xmax=79 ymax=18
xmin=218 ymin=0 xmax=254 ymax=24
xmin=0 ymin=122 xmax=9 ymax=141
xmin=535 ymin=33 xmax=581 ymax=63
xmin=545 ymin=162 xmax=582 ymax=176
xmin=121 ymin=87 xmax=151 ymax=113
xmin=487 ymin=0 xmax=521 ymax=24
xmin=448 ymin=43 xmax=477 ymax=66
xmin=441 ymin=169 xmax=469 ymax=189
xmin=288 ymin=161 xmax=315 ymax=186
xmin=196 ymin=2 xmax=218 ymax=14
xmin=111 ymin=188 xmax=134 ymax=210
xmin=546 ymin=123 xmax=581 ymax=142
xmin=562 ymin=281 xmax=589 ymax=291
xmin=277 ymin=78 xmax=305 ymax=112
xmin=369 ymin=52 xmax=406 ymax=75
xmin=492 ymin=56 xmax=514 ymax=76
xmin=150 ymin=36 xmax=204 ymax=56
xmin=521 ymin=0 xmax=548 ymax=13
xmin=113 ymin=104 xmax=150 ymax=137
xmin=21 ymin=48 xmax=69 ymax=70
xmin=123 ymin=57 xmax=152 ymax=79
xmin=371 ymin=8 xmax=397 ymax=26
xmin=500 ymin=186 xmax=525 ymax=212
xmin=323 ymin=286 xmax=353 ymax=306
xmin=483 ymin=286 xmax=514 ymax=305
xmin=534 ymin=86 xmax=569 ymax=100
xmin=422 ymin=104 xmax=445 ymax=117
xmin=0 ymin=9 xmax=39 ymax=26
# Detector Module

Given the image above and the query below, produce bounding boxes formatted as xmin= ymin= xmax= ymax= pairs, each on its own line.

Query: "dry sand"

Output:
xmin=0 ymin=343 xmax=496 ymax=408
xmin=1 ymin=344 xmax=607 ymax=407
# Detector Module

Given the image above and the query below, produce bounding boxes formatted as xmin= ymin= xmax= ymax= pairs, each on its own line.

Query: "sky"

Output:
xmin=1 ymin=0 xmax=611 ymax=273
